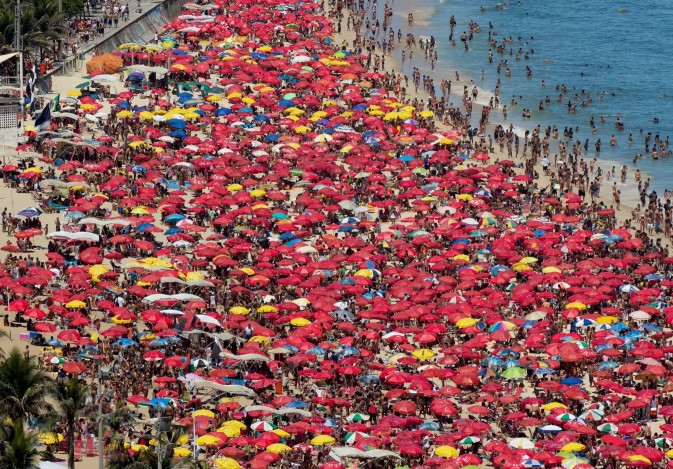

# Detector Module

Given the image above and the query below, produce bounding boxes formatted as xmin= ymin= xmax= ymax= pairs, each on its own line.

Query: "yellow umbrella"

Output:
xmin=130 ymin=206 xmax=150 ymax=215
xmin=353 ymin=269 xmax=373 ymax=278
xmin=222 ymin=420 xmax=246 ymax=430
xmin=88 ymin=264 xmax=109 ymax=277
xmin=117 ymin=110 xmax=133 ymax=119
xmin=290 ymin=317 xmax=311 ymax=327
xmin=434 ymin=446 xmax=459 ymax=458
xmin=294 ymin=125 xmax=311 ymax=134
xmin=565 ymin=302 xmax=587 ymax=310
xmin=456 ymin=317 xmax=478 ymax=328
xmin=419 ymin=110 xmax=434 ymax=118
xmin=192 ymin=409 xmax=215 ymax=418
xmin=512 ymin=263 xmax=532 ymax=272
xmin=272 ymin=429 xmax=291 ymax=438
xmin=250 ymin=189 xmax=266 ymax=198
xmin=266 ymin=443 xmax=292 ymax=454
xmin=112 ymin=316 xmax=132 ymax=325
xmin=24 ymin=167 xmax=42 ymax=174
xmin=542 ymin=402 xmax=567 ymax=412
xmin=240 ymin=267 xmax=255 ymax=276
xmin=257 ymin=305 xmax=278 ymax=313
xmin=453 ymin=254 xmax=470 ymax=261
xmin=65 ymin=300 xmax=86 ymax=309
xmin=67 ymin=89 xmax=82 ymax=97
xmin=196 ymin=435 xmax=222 ymax=446
xmin=627 ymin=455 xmax=651 ymax=464
xmin=227 ymin=183 xmax=243 ymax=192
xmin=249 ymin=335 xmax=271 ymax=344
xmin=411 ymin=349 xmax=435 ymax=360
xmin=561 ymin=442 xmax=586 ymax=452
xmin=139 ymin=111 xmax=154 ymax=120
xmin=214 ymin=457 xmax=241 ymax=469
xmin=229 ymin=306 xmax=250 ymax=315
xmin=542 ymin=266 xmax=562 ymax=274
xmin=519 ymin=257 xmax=538 ymax=264
xmin=310 ymin=435 xmax=335 ymax=446
xmin=456 ymin=193 xmax=473 ymax=201
xmin=80 ymin=103 xmax=96 ymax=111
xmin=173 ymin=447 xmax=192 ymax=457
xmin=217 ymin=425 xmax=241 ymax=438
xmin=37 ymin=432 xmax=63 ymax=445
xmin=596 ymin=316 xmax=619 ymax=324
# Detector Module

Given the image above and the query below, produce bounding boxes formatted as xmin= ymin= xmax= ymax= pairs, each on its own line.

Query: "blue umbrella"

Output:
xmin=164 ymin=213 xmax=186 ymax=223
xmin=285 ymin=400 xmax=308 ymax=409
xmin=254 ymin=115 xmax=270 ymax=122
xmin=164 ymin=227 xmax=181 ymax=235
xmin=64 ymin=211 xmax=85 ymax=220
xmin=168 ymin=130 xmax=187 ymax=139
xmin=114 ymin=338 xmax=138 ymax=348
xmin=136 ymin=223 xmax=156 ymax=232
xmin=560 ymin=377 xmax=582 ymax=385
xmin=167 ymin=119 xmax=186 ymax=129
xmin=338 ymin=225 xmax=355 ymax=232
xmin=238 ymin=107 xmax=253 ymax=113
xmin=147 ymin=398 xmax=170 ymax=408
xmin=18 ymin=207 xmax=42 ymax=217
xmin=265 ymin=134 xmax=279 ymax=142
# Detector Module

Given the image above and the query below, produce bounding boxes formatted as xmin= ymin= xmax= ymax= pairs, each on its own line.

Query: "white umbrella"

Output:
xmin=509 ymin=438 xmax=534 ymax=449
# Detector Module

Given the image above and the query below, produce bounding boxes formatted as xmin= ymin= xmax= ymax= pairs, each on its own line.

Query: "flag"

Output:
xmin=52 ymin=94 xmax=60 ymax=112
xmin=34 ymin=102 xmax=51 ymax=127
xmin=26 ymin=64 xmax=37 ymax=105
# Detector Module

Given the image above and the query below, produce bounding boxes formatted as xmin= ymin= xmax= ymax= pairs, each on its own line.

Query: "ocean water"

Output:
xmin=381 ymin=0 xmax=673 ymax=194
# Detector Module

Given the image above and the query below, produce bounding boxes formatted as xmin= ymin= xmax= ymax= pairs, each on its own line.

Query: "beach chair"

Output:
xmin=85 ymin=436 xmax=97 ymax=457
xmin=74 ymin=439 xmax=83 ymax=461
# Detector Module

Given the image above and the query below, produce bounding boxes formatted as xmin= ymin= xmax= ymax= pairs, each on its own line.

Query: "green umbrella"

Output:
xmin=459 ymin=436 xmax=480 ymax=445
xmin=283 ymin=93 xmax=297 ymax=100
xmin=502 ymin=367 xmax=526 ymax=380
xmin=76 ymin=81 xmax=91 ymax=89
xmin=290 ymin=169 xmax=303 ymax=175
xmin=597 ymin=423 xmax=618 ymax=433
xmin=412 ymin=167 xmax=429 ymax=175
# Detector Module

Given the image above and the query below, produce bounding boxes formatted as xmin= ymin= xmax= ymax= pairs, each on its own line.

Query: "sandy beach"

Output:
xmin=0 ymin=0 xmax=672 ymax=468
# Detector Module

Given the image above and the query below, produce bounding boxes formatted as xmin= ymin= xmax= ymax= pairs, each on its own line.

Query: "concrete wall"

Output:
xmin=88 ymin=0 xmax=182 ymax=53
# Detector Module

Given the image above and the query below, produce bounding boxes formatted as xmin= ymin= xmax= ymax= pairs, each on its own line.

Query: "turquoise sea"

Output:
xmin=382 ymin=0 xmax=673 ymax=194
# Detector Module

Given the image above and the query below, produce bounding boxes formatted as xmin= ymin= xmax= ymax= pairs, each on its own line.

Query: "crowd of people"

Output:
xmin=4 ymin=0 xmax=673 ymax=467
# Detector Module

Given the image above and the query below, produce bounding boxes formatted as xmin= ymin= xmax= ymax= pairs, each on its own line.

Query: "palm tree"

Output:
xmin=0 ymin=419 xmax=40 ymax=469
xmin=51 ymin=378 xmax=88 ymax=469
xmin=0 ymin=0 xmax=67 ymax=52
xmin=102 ymin=403 xmax=137 ymax=468
xmin=0 ymin=348 xmax=53 ymax=424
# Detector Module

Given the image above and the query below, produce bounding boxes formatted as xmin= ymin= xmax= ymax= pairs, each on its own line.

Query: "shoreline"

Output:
xmin=328 ymin=1 xmax=657 ymax=239
xmin=0 ymin=0 xmax=672 ymax=467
